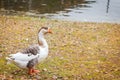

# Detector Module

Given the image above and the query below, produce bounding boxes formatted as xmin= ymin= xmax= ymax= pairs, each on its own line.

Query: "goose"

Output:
xmin=6 ymin=27 xmax=52 ymax=75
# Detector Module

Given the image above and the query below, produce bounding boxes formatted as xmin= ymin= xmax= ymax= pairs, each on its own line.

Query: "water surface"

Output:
xmin=0 ymin=0 xmax=120 ymax=23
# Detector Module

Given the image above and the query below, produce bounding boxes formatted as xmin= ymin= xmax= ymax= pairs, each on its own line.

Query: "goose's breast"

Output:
xmin=38 ymin=47 xmax=48 ymax=62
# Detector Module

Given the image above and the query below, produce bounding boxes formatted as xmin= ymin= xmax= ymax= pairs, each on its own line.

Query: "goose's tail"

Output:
xmin=6 ymin=57 xmax=14 ymax=64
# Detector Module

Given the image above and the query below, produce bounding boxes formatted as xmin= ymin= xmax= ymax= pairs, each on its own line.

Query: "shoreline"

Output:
xmin=0 ymin=15 xmax=120 ymax=24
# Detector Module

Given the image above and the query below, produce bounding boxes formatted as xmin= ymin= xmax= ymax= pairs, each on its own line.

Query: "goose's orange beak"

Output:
xmin=48 ymin=29 xmax=52 ymax=33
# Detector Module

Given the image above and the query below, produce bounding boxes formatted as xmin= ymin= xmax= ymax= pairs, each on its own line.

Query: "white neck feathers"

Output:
xmin=38 ymin=32 xmax=48 ymax=48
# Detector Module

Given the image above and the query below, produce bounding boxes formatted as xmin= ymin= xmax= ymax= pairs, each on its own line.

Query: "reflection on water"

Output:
xmin=106 ymin=0 xmax=110 ymax=13
xmin=0 ymin=0 xmax=120 ymax=23
xmin=0 ymin=0 xmax=95 ymax=14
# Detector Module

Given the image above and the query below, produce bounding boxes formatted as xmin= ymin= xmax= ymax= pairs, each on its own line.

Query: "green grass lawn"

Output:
xmin=0 ymin=16 xmax=120 ymax=80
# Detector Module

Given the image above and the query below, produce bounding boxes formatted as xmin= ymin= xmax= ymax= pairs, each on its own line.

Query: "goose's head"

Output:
xmin=38 ymin=27 xmax=52 ymax=35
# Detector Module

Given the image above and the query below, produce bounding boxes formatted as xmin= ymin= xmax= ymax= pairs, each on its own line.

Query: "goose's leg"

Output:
xmin=28 ymin=68 xmax=33 ymax=75
xmin=27 ymin=58 xmax=39 ymax=75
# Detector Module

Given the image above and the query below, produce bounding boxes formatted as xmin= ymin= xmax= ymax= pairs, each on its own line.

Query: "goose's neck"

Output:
xmin=38 ymin=33 xmax=48 ymax=48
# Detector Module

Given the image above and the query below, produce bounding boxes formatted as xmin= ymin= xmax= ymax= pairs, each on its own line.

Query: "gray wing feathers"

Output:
xmin=21 ymin=44 xmax=40 ymax=55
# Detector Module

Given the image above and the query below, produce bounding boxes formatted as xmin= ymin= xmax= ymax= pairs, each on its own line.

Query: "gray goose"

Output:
xmin=6 ymin=27 xmax=52 ymax=75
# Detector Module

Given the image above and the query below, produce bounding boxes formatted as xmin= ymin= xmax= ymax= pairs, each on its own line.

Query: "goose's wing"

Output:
xmin=21 ymin=44 xmax=40 ymax=55
xmin=9 ymin=44 xmax=40 ymax=61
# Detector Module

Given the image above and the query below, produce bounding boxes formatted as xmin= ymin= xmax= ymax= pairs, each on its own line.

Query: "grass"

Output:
xmin=0 ymin=16 xmax=120 ymax=80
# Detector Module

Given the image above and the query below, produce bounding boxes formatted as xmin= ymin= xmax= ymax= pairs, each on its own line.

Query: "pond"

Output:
xmin=0 ymin=0 xmax=120 ymax=23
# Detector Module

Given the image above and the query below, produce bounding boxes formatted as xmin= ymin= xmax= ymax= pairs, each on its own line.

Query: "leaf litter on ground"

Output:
xmin=0 ymin=16 xmax=120 ymax=80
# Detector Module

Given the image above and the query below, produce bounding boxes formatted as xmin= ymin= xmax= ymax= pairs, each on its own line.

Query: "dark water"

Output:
xmin=0 ymin=0 xmax=120 ymax=23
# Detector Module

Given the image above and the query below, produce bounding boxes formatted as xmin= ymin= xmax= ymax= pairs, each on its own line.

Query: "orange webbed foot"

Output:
xmin=28 ymin=68 xmax=40 ymax=75
xmin=32 ymin=69 xmax=40 ymax=74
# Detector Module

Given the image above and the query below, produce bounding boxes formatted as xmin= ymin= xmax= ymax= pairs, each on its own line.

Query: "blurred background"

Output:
xmin=0 ymin=0 xmax=120 ymax=23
